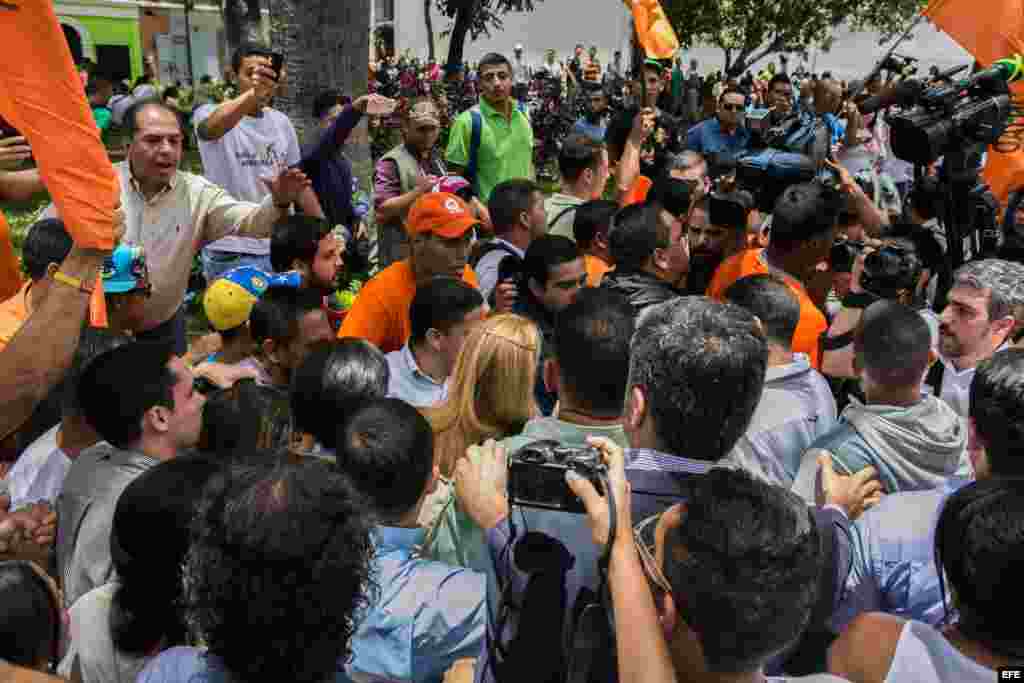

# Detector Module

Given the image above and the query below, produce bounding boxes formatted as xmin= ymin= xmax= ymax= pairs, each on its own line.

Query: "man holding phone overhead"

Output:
xmin=195 ymin=43 xmax=325 ymax=283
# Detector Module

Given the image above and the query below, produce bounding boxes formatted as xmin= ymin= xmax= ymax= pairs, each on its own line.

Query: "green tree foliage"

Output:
xmin=436 ymin=0 xmax=543 ymax=72
xmin=662 ymin=0 xmax=927 ymax=76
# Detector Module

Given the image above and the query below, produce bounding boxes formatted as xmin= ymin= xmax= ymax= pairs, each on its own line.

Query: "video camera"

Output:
xmin=828 ymin=241 xmax=923 ymax=299
xmin=508 ymin=440 xmax=607 ymax=513
xmin=887 ymin=57 xmax=1021 ymax=166
xmin=880 ymin=54 xmax=919 ymax=77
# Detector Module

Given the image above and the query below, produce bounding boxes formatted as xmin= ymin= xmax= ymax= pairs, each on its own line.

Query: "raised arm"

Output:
xmin=196 ymin=57 xmax=276 ymax=141
xmin=0 ymin=245 xmax=107 ymax=439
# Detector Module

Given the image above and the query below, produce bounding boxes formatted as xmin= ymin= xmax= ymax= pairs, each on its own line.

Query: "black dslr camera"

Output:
xmin=508 ymin=440 xmax=607 ymax=513
xmin=829 ymin=239 xmax=865 ymax=274
xmin=861 ymin=245 xmax=922 ymax=299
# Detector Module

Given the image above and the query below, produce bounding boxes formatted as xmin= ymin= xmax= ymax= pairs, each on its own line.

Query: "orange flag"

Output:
xmin=925 ymin=0 xmax=1024 ymax=200
xmin=0 ymin=0 xmax=119 ymax=321
xmin=623 ymin=0 xmax=680 ymax=60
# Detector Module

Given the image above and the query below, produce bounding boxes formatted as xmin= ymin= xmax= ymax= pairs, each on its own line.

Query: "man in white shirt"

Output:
xmin=43 ymin=100 xmax=310 ymax=355
xmin=930 ymin=259 xmax=1024 ymax=417
xmin=385 ymin=277 xmax=485 ymax=408
xmin=195 ymin=43 xmax=324 ymax=283
xmin=512 ymin=44 xmax=531 ymax=102
xmin=5 ymin=327 xmax=129 ymax=510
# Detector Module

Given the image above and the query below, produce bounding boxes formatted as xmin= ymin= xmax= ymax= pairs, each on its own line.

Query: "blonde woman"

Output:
xmin=420 ymin=314 xmax=540 ymax=566
xmin=422 ymin=313 xmax=541 ymax=479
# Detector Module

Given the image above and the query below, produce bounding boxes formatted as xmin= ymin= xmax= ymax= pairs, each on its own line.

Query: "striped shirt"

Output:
xmin=626 ymin=447 xmax=716 ymax=476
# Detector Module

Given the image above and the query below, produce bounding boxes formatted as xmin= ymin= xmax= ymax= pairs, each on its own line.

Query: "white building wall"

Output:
xmin=389 ymin=0 xmax=973 ymax=81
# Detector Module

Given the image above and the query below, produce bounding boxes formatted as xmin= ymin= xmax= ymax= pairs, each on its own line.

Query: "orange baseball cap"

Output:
xmin=406 ymin=192 xmax=480 ymax=238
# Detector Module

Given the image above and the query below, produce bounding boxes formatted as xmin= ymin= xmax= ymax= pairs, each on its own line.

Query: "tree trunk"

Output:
xmin=268 ymin=0 xmax=371 ymax=189
xmin=424 ymin=0 xmax=436 ymax=62
xmin=221 ymin=0 xmax=263 ymax=58
xmin=445 ymin=5 xmax=473 ymax=72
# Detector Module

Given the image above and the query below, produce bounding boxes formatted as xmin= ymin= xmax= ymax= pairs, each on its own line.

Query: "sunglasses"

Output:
xmin=721 ymin=103 xmax=745 ymax=112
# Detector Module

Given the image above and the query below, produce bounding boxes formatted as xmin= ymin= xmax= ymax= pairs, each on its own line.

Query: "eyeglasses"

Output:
xmin=721 ymin=103 xmax=745 ymax=112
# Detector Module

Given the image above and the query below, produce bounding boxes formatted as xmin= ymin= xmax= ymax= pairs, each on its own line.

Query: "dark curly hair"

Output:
xmin=183 ymin=458 xmax=376 ymax=682
xmin=110 ymin=456 xmax=223 ymax=657
xmin=664 ymin=468 xmax=821 ymax=672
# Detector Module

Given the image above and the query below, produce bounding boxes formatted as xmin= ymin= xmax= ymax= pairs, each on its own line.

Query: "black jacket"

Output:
xmin=600 ymin=269 xmax=680 ymax=315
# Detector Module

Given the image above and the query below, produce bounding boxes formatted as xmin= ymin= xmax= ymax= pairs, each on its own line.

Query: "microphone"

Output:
xmin=965 ymin=54 xmax=1024 ymax=87
xmin=928 ymin=63 xmax=969 ymax=84
xmin=922 ymin=55 xmax=1024 ymax=105
xmin=858 ymin=78 xmax=925 ymax=115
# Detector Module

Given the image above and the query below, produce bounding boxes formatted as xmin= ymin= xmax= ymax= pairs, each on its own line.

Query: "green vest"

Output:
xmin=379 ymin=144 xmax=423 ymax=232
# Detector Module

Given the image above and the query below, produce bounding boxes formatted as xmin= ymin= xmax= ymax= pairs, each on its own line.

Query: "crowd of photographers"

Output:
xmin=3 ymin=38 xmax=1024 ymax=683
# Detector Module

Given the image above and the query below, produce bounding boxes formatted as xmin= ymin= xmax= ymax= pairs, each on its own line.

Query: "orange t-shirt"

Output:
xmin=0 ymin=214 xmax=22 ymax=303
xmin=338 ymin=259 xmax=480 ymax=354
xmin=584 ymin=254 xmax=611 ymax=287
xmin=706 ymin=249 xmax=827 ymax=369
xmin=0 ymin=280 xmax=31 ymax=353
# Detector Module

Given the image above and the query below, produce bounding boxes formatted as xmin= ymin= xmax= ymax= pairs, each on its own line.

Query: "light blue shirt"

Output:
xmin=684 ymin=117 xmax=752 ymax=163
xmin=717 ymin=354 xmax=837 ymax=488
xmin=346 ymin=525 xmax=486 ymax=683
xmin=836 ymin=477 xmax=970 ymax=631
xmin=385 ymin=343 xmax=449 ymax=408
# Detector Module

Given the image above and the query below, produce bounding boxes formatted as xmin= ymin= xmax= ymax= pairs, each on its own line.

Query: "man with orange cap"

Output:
xmin=339 ymin=193 xmax=480 ymax=354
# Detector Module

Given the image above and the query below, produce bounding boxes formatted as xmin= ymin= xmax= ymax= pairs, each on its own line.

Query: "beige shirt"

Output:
xmin=46 ymin=161 xmax=283 ymax=329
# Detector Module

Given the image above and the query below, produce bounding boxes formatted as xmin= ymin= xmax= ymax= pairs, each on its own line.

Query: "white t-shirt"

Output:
xmin=58 ymin=582 xmax=151 ymax=683
xmin=884 ymin=620 xmax=994 ymax=683
xmin=194 ymin=105 xmax=301 ymax=255
xmin=934 ymin=343 xmax=1011 ymax=418
xmin=4 ymin=425 xmax=70 ymax=509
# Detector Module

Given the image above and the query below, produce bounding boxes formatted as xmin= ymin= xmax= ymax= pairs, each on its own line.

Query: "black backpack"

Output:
xmin=469 ymin=241 xmax=525 ymax=307
xmin=489 ymin=531 xmax=617 ymax=683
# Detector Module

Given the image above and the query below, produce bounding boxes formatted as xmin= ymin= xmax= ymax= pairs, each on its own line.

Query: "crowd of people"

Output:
xmin=3 ymin=33 xmax=1024 ymax=683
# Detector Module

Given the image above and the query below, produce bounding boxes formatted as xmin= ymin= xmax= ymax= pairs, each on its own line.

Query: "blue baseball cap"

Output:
xmin=102 ymin=244 xmax=150 ymax=295
xmin=203 ymin=266 xmax=303 ymax=331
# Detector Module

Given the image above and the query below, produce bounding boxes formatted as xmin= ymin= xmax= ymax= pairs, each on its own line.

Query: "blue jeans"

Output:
xmin=201 ymin=249 xmax=275 ymax=284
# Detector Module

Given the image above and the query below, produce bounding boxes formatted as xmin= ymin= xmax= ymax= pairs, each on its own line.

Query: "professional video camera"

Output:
xmin=879 ymin=57 xmax=1023 ymax=167
xmin=828 ymin=240 xmax=923 ymax=299
xmin=880 ymin=54 xmax=919 ymax=77
xmin=882 ymin=56 xmax=1023 ymax=275
xmin=508 ymin=440 xmax=607 ymax=513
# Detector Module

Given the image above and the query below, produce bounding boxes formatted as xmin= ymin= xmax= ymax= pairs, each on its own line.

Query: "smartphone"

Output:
xmin=269 ymin=52 xmax=285 ymax=81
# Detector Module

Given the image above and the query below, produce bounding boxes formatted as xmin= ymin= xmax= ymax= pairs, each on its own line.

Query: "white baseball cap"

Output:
xmin=515 ymin=44 xmax=524 ymax=51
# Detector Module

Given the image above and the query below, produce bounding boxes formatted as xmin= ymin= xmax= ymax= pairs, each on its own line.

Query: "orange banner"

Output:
xmin=0 ymin=0 xmax=119 ymax=319
xmin=624 ymin=0 xmax=680 ymax=60
xmin=925 ymin=0 xmax=1024 ymax=200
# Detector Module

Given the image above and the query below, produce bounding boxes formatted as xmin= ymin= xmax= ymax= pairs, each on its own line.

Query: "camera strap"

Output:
xmin=821 ymin=329 xmax=856 ymax=351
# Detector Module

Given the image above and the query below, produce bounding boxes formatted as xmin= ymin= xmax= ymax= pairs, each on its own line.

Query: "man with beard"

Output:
xmin=375 ymin=98 xmax=447 ymax=269
xmin=573 ymin=87 xmax=613 ymax=143
xmin=270 ymin=216 xmax=343 ymax=296
xmin=927 ymin=259 xmax=1024 ymax=417
xmin=686 ymin=191 xmax=752 ymax=295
